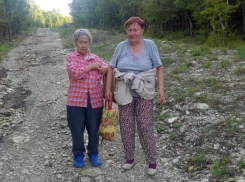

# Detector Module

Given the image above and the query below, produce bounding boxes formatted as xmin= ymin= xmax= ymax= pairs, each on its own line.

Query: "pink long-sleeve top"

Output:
xmin=66 ymin=51 xmax=108 ymax=108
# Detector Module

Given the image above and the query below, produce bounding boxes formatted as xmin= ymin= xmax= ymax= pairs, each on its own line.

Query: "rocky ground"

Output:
xmin=0 ymin=28 xmax=244 ymax=182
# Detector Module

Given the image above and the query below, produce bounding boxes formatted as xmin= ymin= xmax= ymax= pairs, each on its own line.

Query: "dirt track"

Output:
xmin=2 ymin=28 xmax=245 ymax=182
xmin=0 ymin=28 xmax=185 ymax=182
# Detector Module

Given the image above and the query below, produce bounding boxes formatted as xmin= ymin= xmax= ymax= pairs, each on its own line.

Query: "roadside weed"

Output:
xmin=191 ymin=151 xmax=207 ymax=167
xmin=238 ymin=161 xmax=245 ymax=169
xmin=162 ymin=57 xmax=177 ymax=65
xmin=233 ymin=67 xmax=245 ymax=75
xmin=203 ymin=60 xmax=212 ymax=69
xmin=159 ymin=113 xmax=171 ymax=120
xmin=220 ymin=60 xmax=232 ymax=69
xmin=235 ymin=45 xmax=245 ymax=61
xmin=211 ymin=158 xmax=231 ymax=179
xmin=171 ymin=63 xmax=189 ymax=74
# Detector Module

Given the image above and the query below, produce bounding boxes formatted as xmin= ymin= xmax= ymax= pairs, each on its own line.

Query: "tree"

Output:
xmin=95 ymin=0 xmax=120 ymax=28
xmin=142 ymin=0 xmax=177 ymax=37
xmin=4 ymin=0 xmax=12 ymax=41
xmin=193 ymin=0 xmax=239 ymax=46
xmin=239 ymin=0 xmax=245 ymax=39
xmin=174 ymin=0 xmax=203 ymax=37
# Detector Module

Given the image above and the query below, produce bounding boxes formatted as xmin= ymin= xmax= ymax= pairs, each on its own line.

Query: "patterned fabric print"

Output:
xmin=98 ymin=108 xmax=118 ymax=142
xmin=66 ymin=51 xmax=108 ymax=109
xmin=119 ymin=101 xmax=136 ymax=161
xmin=119 ymin=97 xmax=156 ymax=164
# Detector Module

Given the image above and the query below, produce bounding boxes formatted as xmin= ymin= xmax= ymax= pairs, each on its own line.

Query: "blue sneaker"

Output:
xmin=89 ymin=154 xmax=102 ymax=167
xmin=74 ymin=155 xmax=85 ymax=168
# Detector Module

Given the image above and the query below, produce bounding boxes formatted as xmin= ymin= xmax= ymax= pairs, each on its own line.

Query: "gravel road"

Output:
xmin=0 ymin=28 xmax=188 ymax=182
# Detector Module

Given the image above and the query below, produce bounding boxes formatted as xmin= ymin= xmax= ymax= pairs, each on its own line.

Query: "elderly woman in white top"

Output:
xmin=105 ymin=17 xmax=165 ymax=176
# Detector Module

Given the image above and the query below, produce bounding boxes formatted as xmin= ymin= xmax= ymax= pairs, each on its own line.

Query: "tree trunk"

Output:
xmin=4 ymin=0 xmax=12 ymax=42
xmin=187 ymin=10 xmax=194 ymax=38
xmin=168 ymin=20 xmax=174 ymax=32
xmin=0 ymin=26 xmax=4 ymax=44
xmin=181 ymin=11 xmax=184 ymax=31
xmin=242 ymin=3 xmax=245 ymax=40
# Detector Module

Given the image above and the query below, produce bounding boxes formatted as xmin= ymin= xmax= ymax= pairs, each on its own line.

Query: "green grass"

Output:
xmin=211 ymin=158 xmax=231 ymax=180
xmin=52 ymin=26 xmax=76 ymax=50
xmin=191 ymin=46 xmax=211 ymax=57
xmin=207 ymin=55 xmax=218 ymax=61
xmin=0 ymin=44 xmax=12 ymax=60
xmin=207 ymin=117 xmax=244 ymax=138
xmin=191 ymin=48 xmax=202 ymax=56
xmin=220 ymin=60 xmax=232 ymax=69
xmin=191 ymin=151 xmax=207 ymax=167
xmin=238 ymin=161 xmax=245 ymax=169
xmin=0 ymin=30 xmax=32 ymax=61
xmin=159 ymin=112 xmax=171 ymax=120
xmin=162 ymin=57 xmax=177 ymax=65
xmin=172 ymin=123 xmax=181 ymax=129
xmin=233 ymin=95 xmax=245 ymax=103
xmin=166 ymin=130 xmax=176 ymax=139
xmin=171 ymin=87 xmax=186 ymax=103
xmin=235 ymin=44 xmax=245 ymax=61
xmin=225 ymin=117 xmax=244 ymax=135
xmin=187 ymin=86 xmax=201 ymax=97
xmin=205 ymin=77 xmax=220 ymax=87
xmin=171 ymin=63 xmax=189 ymax=74
xmin=203 ymin=60 xmax=212 ymax=68
xmin=233 ymin=66 xmax=245 ymax=75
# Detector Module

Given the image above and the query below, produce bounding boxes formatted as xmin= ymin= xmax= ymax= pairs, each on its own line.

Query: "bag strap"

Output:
xmin=104 ymin=100 xmax=112 ymax=110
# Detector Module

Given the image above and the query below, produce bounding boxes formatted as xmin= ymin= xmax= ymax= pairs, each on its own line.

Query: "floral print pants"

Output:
xmin=118 ymin=97 xmax=157 ymax=164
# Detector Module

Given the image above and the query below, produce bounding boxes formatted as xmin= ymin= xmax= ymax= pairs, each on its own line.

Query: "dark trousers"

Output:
xmin=67 ymin=93 xmax=103 ymax=156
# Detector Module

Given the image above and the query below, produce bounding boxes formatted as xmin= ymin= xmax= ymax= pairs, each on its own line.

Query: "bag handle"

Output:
xmin=105 ymin=100 xmax=112 ymax=110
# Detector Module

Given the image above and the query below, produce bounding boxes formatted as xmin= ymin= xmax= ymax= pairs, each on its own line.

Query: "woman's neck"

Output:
xmin=129 ymin=40 xmax=142 ymax=56
xmin=129 ymin=39 xmax=142 ymax=47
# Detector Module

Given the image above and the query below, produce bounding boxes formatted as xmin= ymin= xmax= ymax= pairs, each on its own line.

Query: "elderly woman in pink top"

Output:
xmin=66 ymin=29 xmax=108 ymax=168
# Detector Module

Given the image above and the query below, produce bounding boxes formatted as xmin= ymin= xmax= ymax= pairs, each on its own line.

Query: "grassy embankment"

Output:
xmin=0 ymin=27 xmax=38 ymax=61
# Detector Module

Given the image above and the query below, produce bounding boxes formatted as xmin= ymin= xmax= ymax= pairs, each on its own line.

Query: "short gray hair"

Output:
xmin=73 ymin=29 xmax=92 ymax=46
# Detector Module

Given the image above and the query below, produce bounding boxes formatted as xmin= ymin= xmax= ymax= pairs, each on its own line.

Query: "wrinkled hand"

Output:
xmin=105 ymin=90 xmax=112 ymax=101
xmin=158 ymin=90 xmax=165 ymax=105
xmin=99 ymin=66 xmax=108 ymax=74
xmin=87 ymin=63 xmax=101 ymax=73
xmin=91 ymin=63 xmax=101 ymax=70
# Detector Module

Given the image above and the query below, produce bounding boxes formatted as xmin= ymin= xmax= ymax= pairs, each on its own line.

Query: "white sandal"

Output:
xmin=147 ymin=167 xmax=157 ymax=175
xmin=122 ymin=161 xmax=135 ymax=170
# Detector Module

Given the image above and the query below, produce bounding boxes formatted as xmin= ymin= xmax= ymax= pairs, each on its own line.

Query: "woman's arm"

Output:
xmin=67 ymin=54 xmax=87 ymax=80
xmin=156 ymin=65 xmax=165 ymax=104
xmin=105 ymin=66 xmax=113 ymax=101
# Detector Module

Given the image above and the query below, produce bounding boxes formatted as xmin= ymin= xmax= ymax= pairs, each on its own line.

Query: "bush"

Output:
xmin=235 ymin=45 xmax=245 ymax=61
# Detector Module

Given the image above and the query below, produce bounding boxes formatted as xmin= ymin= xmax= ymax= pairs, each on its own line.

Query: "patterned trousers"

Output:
xmin=118 ymin=97 xmax=157 ymax=164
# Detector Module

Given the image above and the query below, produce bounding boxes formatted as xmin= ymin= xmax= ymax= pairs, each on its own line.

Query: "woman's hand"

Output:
xmin=99 ymin=66 xmax=108 ymax=74
xmin=86 ymin=63 xmax=101 ymax=72
xmin=158 ymin=90 xmax=165 ymax=105
xmin=105 ymin=89 xmax=112 ymax=101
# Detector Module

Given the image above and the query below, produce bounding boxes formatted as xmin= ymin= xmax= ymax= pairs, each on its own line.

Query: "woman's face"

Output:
xmin=126 ymin=22 xmax=144 ymax=44
xmin=75 ymin=35 xmax=90 ymax=56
